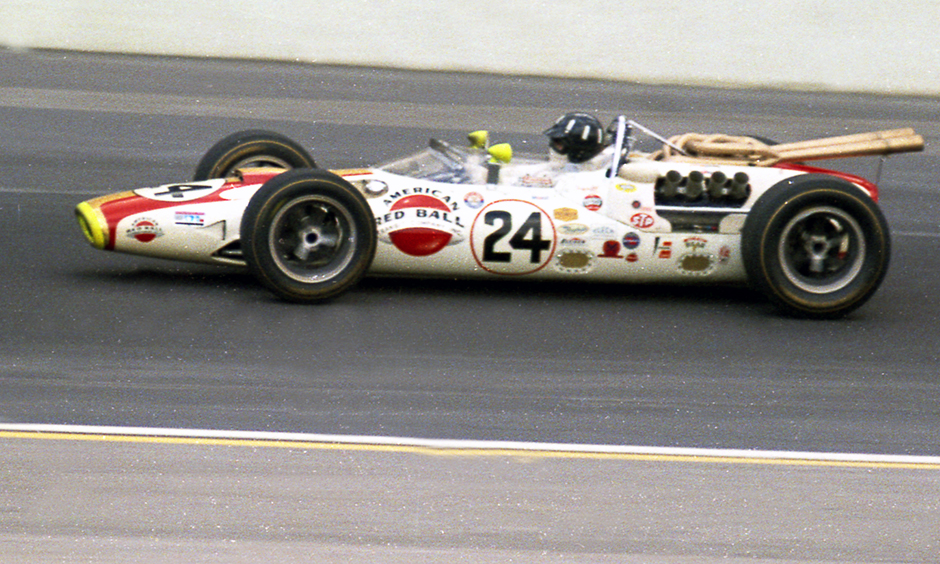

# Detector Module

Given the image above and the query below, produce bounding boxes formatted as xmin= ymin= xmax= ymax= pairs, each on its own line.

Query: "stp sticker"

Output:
xmin=471 ymin=200 xmax=556 ymax=275
xmin=630 ymin=213 xmax=655 ymax=229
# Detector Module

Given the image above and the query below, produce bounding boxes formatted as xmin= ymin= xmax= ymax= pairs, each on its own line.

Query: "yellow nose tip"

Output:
xmin=75 ymin=202 xmax=107 ymax=249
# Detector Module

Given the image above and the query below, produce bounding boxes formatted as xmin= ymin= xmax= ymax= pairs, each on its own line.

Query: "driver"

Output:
xmin=543 ymin=112 xmax=609 ymax=169
xmin=499 ymin=112 xmax=613 ymax=187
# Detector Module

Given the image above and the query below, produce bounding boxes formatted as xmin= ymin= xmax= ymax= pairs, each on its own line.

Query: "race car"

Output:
xmin=74 ymin=113 xmax=923 ymax=318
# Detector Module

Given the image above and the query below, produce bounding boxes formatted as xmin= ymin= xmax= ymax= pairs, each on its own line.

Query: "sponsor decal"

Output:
xmin=376 ymin=194 xmax=465 ymax=257
xmin=560 ymin=237 xmax=586 ymax=247
xmin=630 ymin=212 xmax=655 ymax=229
xmin=678 ymin=253 xmax=717 ymax=276
xmin=518 ymin=175 xmax=555 ymax=188
xmin=592 ymin=226 xmax=615 ymax=237
xmin=626 ymin=252 xmax=639 ymax=263
xmin=174 ymin=211 xmax=205 ymax=226
xmin=126 ymin=217 xmax=163 ymax=243
xmin=383 ymin=186 xmax=460 ymax=211
xmin=599 ymin=240 xmax=623 ymax=258
xmin=554 ymin=207 xmax=578 ymax=222
xmin=622 ymin=232 xmax=641 ymax=250
xmin=471 ymin=200 xmax=555 ymax=275
xmin=615 ymin=182 xmax=637 ymax=193
xmin=684 ymin=236 xmax=708 ymax=250
xmin=464 ymin=191 xmax=485 ymax=209
xmin=583 ymin=194 xmax=603 ymax=211
xmin=719 ymin=245 xmax=731 ymax=263
xmin=555 ymin=249 xmax=594 ymax=273
xmin=632 ymin=200 xmax=642 ymax=209
xmin=559 ymin=223 xmax=590 ymax=236
xmin=653 ymin=238 xmax=672 ymax=259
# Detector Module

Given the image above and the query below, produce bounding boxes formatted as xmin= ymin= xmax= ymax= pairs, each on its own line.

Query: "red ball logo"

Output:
xmin=387 ymin=195 xmax=454 ymax=257
xmin=126 ymin=217 xmax=162 ymax=243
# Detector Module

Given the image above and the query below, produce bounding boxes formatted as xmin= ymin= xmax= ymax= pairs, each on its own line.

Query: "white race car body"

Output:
xmin=78 ymin=146 xmax=862 ymax=283
xmin=77 ymin=119 xmax=906 ymax=317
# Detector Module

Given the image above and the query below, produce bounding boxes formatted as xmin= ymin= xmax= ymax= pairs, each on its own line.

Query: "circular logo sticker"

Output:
xmin=583 ymin=194 xmax=603 ymax=211
xmin=377 ymin=194 xmax=465 ymax=256
xmin=623 ymin=232 xmax=641 ymax=250
xmin=630 ymin=212 xmax=655 ymax=229
xmin=126 ymin=217 xmax=162 ymax=243
xmin=464 ymin=191 xmax=485 ymax=209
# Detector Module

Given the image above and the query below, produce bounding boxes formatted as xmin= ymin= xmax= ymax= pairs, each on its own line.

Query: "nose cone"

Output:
xmin=75 ymin=200 xmax=108 ymax=249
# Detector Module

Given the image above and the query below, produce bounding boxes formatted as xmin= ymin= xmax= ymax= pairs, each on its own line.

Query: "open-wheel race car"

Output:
xmin=75 ymin=113 xmax=924 ymax=318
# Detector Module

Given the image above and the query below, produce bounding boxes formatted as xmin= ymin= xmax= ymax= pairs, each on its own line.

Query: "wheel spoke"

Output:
xmin=778 ymin=205 xmax=866 ymax=294
xmin=266 ymin=193 xmax=358 ymax=282
xmin=292 ymin=240 xmax=311 ymax=261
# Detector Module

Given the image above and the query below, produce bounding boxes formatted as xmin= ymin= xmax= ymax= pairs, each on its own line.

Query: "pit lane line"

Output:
xmin=2 ymin=423 xmax=939 ymax=470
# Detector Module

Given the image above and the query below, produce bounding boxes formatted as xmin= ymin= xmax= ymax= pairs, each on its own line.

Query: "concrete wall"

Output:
xmin=2 ymin=0 xmax=939 ymax=96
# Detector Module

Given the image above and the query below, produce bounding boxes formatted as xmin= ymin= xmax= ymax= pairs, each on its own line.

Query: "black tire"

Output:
xmin=240 ymin=169 xmax=376 ymax=302
xmin=742 ymin=174 xmax=890 ymax=318
xmin=193 ymin=130 xmax=316 ymax=181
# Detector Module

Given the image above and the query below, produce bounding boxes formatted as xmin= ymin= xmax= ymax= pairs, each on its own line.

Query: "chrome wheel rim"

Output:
xmin=268 ymin=195 xmax=356 ymax=283
xmin=229 ymin=154 xmax=293 ymax=172
xmin=778 ymin=205 xmax=865 ymax=294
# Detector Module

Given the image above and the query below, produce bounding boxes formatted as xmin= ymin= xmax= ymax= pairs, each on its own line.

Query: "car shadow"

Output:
xmin=356 ymin=275 xmax=766 ymax=308
xmin=70 ymin=263 xmax=770 ymax=314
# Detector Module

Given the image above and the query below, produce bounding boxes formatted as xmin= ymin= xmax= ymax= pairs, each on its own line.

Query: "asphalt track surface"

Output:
xmin=1 ymin=49 xmax=939 ymax=562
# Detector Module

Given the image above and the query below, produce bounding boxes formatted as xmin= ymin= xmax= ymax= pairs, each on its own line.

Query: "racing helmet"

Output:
xmin=543 ymin=112 xmax=607 ymax=163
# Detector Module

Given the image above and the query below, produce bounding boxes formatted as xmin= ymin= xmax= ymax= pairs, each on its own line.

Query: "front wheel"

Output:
xmin=193 ymin=130 xmax=316 ymax=181
xmin=240 ymin=169 xmax=376 ymax=302
xmin=742 ymin=175 xmax=890 ymax=318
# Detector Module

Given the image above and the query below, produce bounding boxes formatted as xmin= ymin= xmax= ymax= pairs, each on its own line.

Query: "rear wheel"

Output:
xmin=742 ymin=175 xmax=889 ymax=318
xmin=194 ymin=130 xmax=316 ymax=181
xmin=240 ymin=169 xmax=376 ymax=302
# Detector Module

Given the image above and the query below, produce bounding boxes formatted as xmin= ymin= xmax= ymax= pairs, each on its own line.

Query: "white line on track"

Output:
xmin=2 ymin=423 xmax=939 ymax=469
xmin=895 ymin=230 xmax=940 ymax=238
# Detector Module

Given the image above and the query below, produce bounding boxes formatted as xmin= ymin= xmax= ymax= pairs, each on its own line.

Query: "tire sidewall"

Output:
xmin=742 ymin=175 xmax=890 ymax=317
xmin=241 ymin=169 xmax=376 ymax=302
xmin=194 ymin=130 xmax=316 ymax=181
